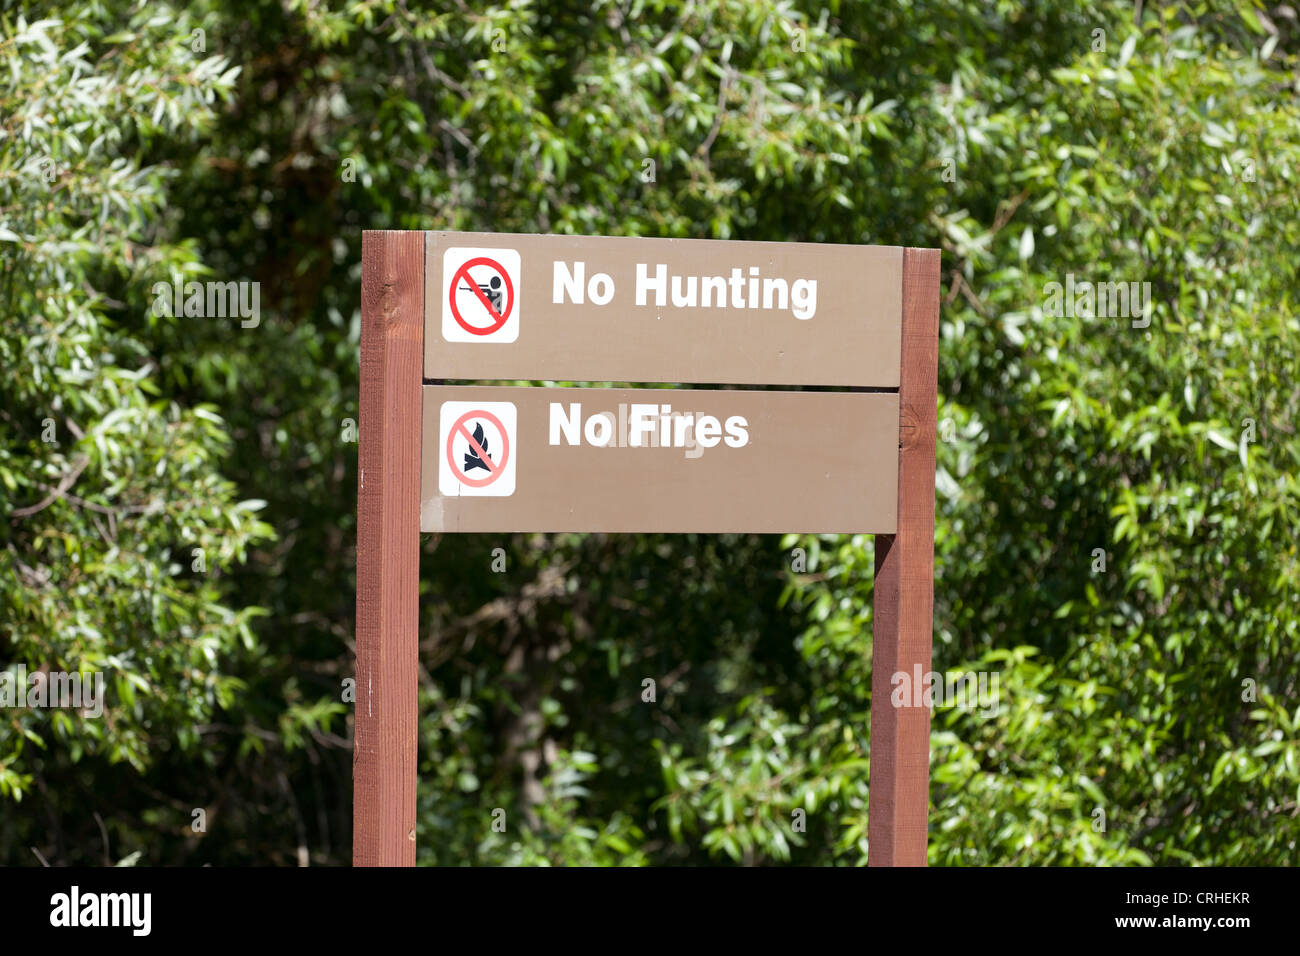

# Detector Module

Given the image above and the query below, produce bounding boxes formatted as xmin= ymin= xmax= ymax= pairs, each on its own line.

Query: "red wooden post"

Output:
xmin=868 ymin=247 xmax=941 ymax=866
xmin=355 ymin=231 xmax=424 ymax=866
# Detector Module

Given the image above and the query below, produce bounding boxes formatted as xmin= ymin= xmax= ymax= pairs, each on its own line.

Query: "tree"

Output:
xmin=2 ymin=0 xmax=1296 ymax=866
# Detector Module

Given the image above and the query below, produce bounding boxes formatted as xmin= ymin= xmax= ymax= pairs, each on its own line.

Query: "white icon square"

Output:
xmin=441 ymin=247 xmax=521 ymax=343
xmin=438 ymin=401 xmax=517 ymax=497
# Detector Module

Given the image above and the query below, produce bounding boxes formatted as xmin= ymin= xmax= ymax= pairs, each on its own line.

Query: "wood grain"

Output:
xmin=354 ymin=231 xmax=424 ymax=866
xmin=867 ymin=247 xmax=941 ymax=867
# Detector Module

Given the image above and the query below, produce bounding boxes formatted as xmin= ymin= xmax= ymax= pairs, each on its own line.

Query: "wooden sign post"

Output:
xmin=356 ymin=230 xmax=939 ymax=866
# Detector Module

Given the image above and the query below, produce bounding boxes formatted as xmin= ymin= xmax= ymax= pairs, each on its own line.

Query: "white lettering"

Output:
xmin=696 ymin=415 xmax=722 ymax=448
xmin=550 ymin=402 xmax=582 ymax=445
xmin=588 ymin=272 xmax=615 ymax=305
xmin=584 ymin=412 xmax=613 ymax=446
xmin=636 ymin=263 xmax=666 ymax=306
xmin=723 ymin=415 xmax=749 ymax=447
xmin=630 ymin=404 xmax=659 ymax=447
xmin=554 ymin=260 xmax=585 ymax=304
xmin=791 ymin=278 xmax=817 ymax=320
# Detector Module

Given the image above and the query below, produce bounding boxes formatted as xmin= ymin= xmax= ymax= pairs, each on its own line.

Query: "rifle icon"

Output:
xmin=461 ymin=274 xmax=504 ymax=315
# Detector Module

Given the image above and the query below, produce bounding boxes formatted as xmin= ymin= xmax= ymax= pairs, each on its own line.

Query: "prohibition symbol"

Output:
xmin=445 ymin=409 xmax=511 ymax=488
xmin=449 ymin=256 xmax=515 ymax=336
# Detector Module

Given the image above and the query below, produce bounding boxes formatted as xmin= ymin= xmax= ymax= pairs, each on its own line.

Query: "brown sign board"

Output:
xmin=357 ymin=232 xmax=939 ymax=869
xmin=424 ymin=231 xmax=903 ymax=387
xmin=420 ymin=385 xmax=900 ymax=534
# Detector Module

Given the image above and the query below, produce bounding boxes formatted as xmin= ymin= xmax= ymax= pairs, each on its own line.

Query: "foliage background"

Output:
xmin=2 ymin=0 xmax=1297 ymax=865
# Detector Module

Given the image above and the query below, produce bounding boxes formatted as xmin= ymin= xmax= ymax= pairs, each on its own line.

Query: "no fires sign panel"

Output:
xmin=437 ymin=400 xmax=518 ymax=497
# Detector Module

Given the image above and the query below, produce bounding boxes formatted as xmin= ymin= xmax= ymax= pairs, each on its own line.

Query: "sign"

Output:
xmin=438 ymin=401 xmax=516 ymax=496
xmin=358 ymin=230 xmax=940 ymax=869
xmin=440 ymin=247 xmax=520 ymax=342
xmin=425 ymin=231 xmax=903 ymax=386
xmin=420 ymin=385 xmax=900 ymax=533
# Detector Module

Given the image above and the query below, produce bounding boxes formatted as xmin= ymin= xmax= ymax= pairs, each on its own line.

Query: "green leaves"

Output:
xmin=0 ymin=2 xmax=272 ymax=831
xmin=6 ymin=0 xmax=1299 ymax=866
xmin=784 ymin=0 xmax=1300 ymax=865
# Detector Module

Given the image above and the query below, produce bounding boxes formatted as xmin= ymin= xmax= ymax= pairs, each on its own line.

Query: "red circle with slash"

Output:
xmin=445 ymin=409 xmax=510 ymax=487
xmin=449 ymin=256 xmax=514 ymax=336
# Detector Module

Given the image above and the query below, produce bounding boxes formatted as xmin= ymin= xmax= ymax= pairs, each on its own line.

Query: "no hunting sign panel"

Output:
xmin=424 ymin=231 xmax=904 ymax=386
xmin=358 ymin=230 xmax=940 ymax=867
xmin=441 ymin=247 xmax=520 ymax=342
